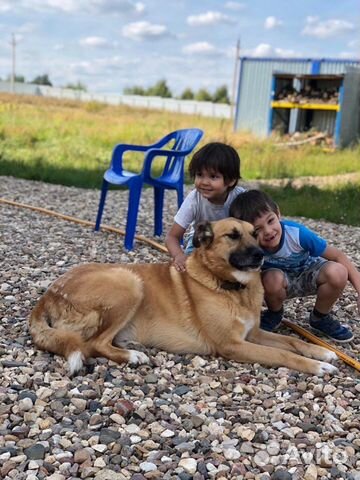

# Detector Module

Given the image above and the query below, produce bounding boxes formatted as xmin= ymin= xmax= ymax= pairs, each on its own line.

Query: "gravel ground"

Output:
xmin=1 ymin=175 xmax=360 ymax=480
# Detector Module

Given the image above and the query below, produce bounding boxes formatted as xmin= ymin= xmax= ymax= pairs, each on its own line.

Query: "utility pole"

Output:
xmin=10 ymin=33 xmax=17 ymax=93
xmin=230 ymin=38 xmax=240 ymax=122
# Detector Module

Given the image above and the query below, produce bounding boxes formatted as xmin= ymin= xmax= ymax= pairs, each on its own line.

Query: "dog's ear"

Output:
xmin=193 ymin=221 xmax=214 ymax=248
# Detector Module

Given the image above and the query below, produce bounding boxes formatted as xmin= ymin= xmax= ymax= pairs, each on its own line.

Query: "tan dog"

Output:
xmin=29 ymin=218 xmax=338 ymax=376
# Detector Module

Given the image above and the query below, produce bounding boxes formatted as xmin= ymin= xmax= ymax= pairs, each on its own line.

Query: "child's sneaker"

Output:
xmin=309 ymin=312 xmax=354 ymax=343
xmin=260 ymin=308 xmax=283 ymax=332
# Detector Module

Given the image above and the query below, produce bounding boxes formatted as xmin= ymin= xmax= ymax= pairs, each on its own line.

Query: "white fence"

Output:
xmin=0 ymin=81 xmax=232 ymax=119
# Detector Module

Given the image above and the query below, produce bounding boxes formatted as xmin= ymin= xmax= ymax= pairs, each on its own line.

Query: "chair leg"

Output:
xmin=95 ymin=180 xmax=109 ymax=231
xmin=154 ymin=187 xmax=165 ymax=237
xmin=124 ymin=183 xmax=143 ymax=250
xmin=177 ymin=186 xmax=184 ymax=209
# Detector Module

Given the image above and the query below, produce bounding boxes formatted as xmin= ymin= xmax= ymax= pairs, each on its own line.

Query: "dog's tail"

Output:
xmin=29 ymin=297 xmax=88 ymax=375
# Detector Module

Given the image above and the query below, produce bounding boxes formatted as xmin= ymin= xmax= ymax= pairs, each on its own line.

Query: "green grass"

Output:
xmin=1 ymin=93 xmax=360 ymax=225
xmin=263 ymin=183 xmax=360 ymax=226
xmin=241 ymin=142 xmax=360 ymax=180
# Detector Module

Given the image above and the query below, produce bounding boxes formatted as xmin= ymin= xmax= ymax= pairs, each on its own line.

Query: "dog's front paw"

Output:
xmin=317 ymin=361 xmax=338 ymax=376
xmin=322 ymin=349 xmax=338 ymax=363
xmin=128 ymin=350 xmax=150 ymax=365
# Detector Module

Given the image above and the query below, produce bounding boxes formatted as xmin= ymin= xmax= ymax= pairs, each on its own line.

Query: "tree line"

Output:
xmin=124 ymin=79 xmax=230 ymax=104
xmin=2 ymin=74 xmax=87 ymax=91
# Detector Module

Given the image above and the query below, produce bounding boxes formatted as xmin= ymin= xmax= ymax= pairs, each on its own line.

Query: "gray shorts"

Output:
xmin=263 ymin=258 xmax=328 ymax=299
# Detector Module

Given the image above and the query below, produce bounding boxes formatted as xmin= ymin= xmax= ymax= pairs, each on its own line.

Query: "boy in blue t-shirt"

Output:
xmin=229 ymin=189 xmax=360 ymax=342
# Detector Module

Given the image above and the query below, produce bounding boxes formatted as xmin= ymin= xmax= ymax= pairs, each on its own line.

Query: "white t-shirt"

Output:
xmin=174 ymin=185 xmax=246 ymax=231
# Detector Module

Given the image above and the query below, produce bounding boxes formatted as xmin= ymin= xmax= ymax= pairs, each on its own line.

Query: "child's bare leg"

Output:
xmin=261 ymin=269 xmax=287 ymax=331
xmin=262 ymin=269 xmax=287 ymax=311
xmin=310 ymin=261 xmax=353 ymax=342
xmin=314 ymin=262 xmax=347 ymax=314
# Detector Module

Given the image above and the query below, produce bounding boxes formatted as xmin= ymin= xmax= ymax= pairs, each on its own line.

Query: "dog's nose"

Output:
xmin=248 ymin=246 xmax=264 ymax=261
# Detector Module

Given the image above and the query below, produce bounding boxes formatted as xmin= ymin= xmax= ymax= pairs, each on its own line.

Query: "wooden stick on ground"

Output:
xmin=274 ymin=132 xmax=326 ymax=148
xmin=282 ymin=319 xmax=360 ymax=372
xmin=0 ymin=198 xmax=168 ymax=254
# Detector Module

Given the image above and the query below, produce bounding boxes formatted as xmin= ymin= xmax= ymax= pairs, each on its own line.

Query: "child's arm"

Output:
xmin=165 ymin=223 xmax=187 ymax=272
xmin=322 ymin=245 xmax=360 ymax=313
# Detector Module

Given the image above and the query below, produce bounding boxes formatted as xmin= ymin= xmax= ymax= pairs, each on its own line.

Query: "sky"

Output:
xmin=0 ymin=0 xmax=359 ymax=97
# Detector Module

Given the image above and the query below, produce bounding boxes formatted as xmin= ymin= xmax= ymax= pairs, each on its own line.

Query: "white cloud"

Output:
xmin=338 ymin=51 xmax=356 ymax=58
xmin=225 ymin=2 xmax=246 ymax=10
xmin=17 ymin=22 xmax=37 ymax=33
xmin=348 ymin=38 xmax=360 ymax=49
xmin=302 ymin=17 xmax=354 ymax=38
xmin=187 ymin=11 xmax=233 ymax=26
xmin=97 ymin=56 xmax=139 ymax=69
xmin=23 ymin=0 xmax=79 ymax=12
xmin=264 ymin=16 xmax=283 ymax=30
xmin=249 ymin=43 xmax=273 ymax=56
xmin=245 ymin=43 xmax=300 ymax=58
xmin=134 ymin=2 xmax=145 ymax=13
xmin=79 ymin=36 xmax=110 ymax=47
xmin=87 ymin=0 xmax=144 ymax=14
xmin=70 ymin=56 xmax=139 ymax=76
xmin=70 ymin=60 xmax=93 ymax=74
xmin=0 ymin=1 xmax=14 ymax=12
xmin=122 ymin=21 xmax=169 ymax=40
xmin=182 ymin=42 xmax=221 ymax=56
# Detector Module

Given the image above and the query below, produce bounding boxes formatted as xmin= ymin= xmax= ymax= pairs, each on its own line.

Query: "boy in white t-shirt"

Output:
xmin=165 ymin=142 xmax=245 ymax=271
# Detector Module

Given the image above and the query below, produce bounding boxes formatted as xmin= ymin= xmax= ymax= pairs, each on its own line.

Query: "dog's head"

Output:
xmin=192 ymin=218 xmax=264 ymax=285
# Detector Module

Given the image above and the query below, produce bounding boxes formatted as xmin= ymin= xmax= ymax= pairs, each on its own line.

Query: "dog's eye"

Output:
xmin=226 ymin=231 xmax=241 ymax=240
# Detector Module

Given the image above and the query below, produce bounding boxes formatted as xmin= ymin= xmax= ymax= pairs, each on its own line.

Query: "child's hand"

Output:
xmin=173 ymin=253 xmax=187 ymax=272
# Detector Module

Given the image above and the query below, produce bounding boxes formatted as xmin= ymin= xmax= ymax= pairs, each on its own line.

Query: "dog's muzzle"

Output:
xmin=229 ymin=246 xmax=264 ymax=271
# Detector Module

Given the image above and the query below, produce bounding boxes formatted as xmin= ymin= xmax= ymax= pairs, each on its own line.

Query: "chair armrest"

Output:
xmin=113 ymin=143 xmax=153 ymax=156
xmin=113 ymin=134 xmax=168 ymax=154
xmin=110 ymin=143 xmax=157 ymax=171
xmin=142 ymin=147 xmax=191 ymax=179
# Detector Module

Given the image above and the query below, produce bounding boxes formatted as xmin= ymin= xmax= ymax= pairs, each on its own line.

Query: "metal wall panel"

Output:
xmin=319 ymin=60 xmax=360 ymax=75
xmin=312 ymin=110 xmax=336 ymax=135
xmin=340 ymin=67 xmax=360 ymax=146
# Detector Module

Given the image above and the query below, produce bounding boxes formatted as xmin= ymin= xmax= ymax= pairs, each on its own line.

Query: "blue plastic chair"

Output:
xmin=95 ymin=128 xmax=203 ymax=250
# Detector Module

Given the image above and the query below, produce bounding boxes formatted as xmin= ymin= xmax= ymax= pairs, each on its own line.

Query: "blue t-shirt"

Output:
xmin=262 ymin=220 xmax=327 ymax=273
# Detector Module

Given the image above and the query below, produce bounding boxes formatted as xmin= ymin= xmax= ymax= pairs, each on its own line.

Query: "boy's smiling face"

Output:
xmin=253 ymin=210 xmax=282 ymax=252
xmin=194 ymin=168 xmax=235 ymax=205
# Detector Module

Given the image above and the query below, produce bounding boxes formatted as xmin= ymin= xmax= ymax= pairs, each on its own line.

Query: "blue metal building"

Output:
xmin=234 ymin=57 xmax=360 ymax=147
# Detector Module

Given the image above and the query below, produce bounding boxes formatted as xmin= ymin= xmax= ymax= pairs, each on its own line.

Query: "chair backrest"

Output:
xmin=158 ymin=128 xmax=203 ymax=181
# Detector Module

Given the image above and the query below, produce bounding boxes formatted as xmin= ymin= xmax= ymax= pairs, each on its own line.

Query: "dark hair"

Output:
xmin=229 ymin=189 xmax=279 ymax=223
xmin=188 ymin=142 xmax=241 ymax=190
